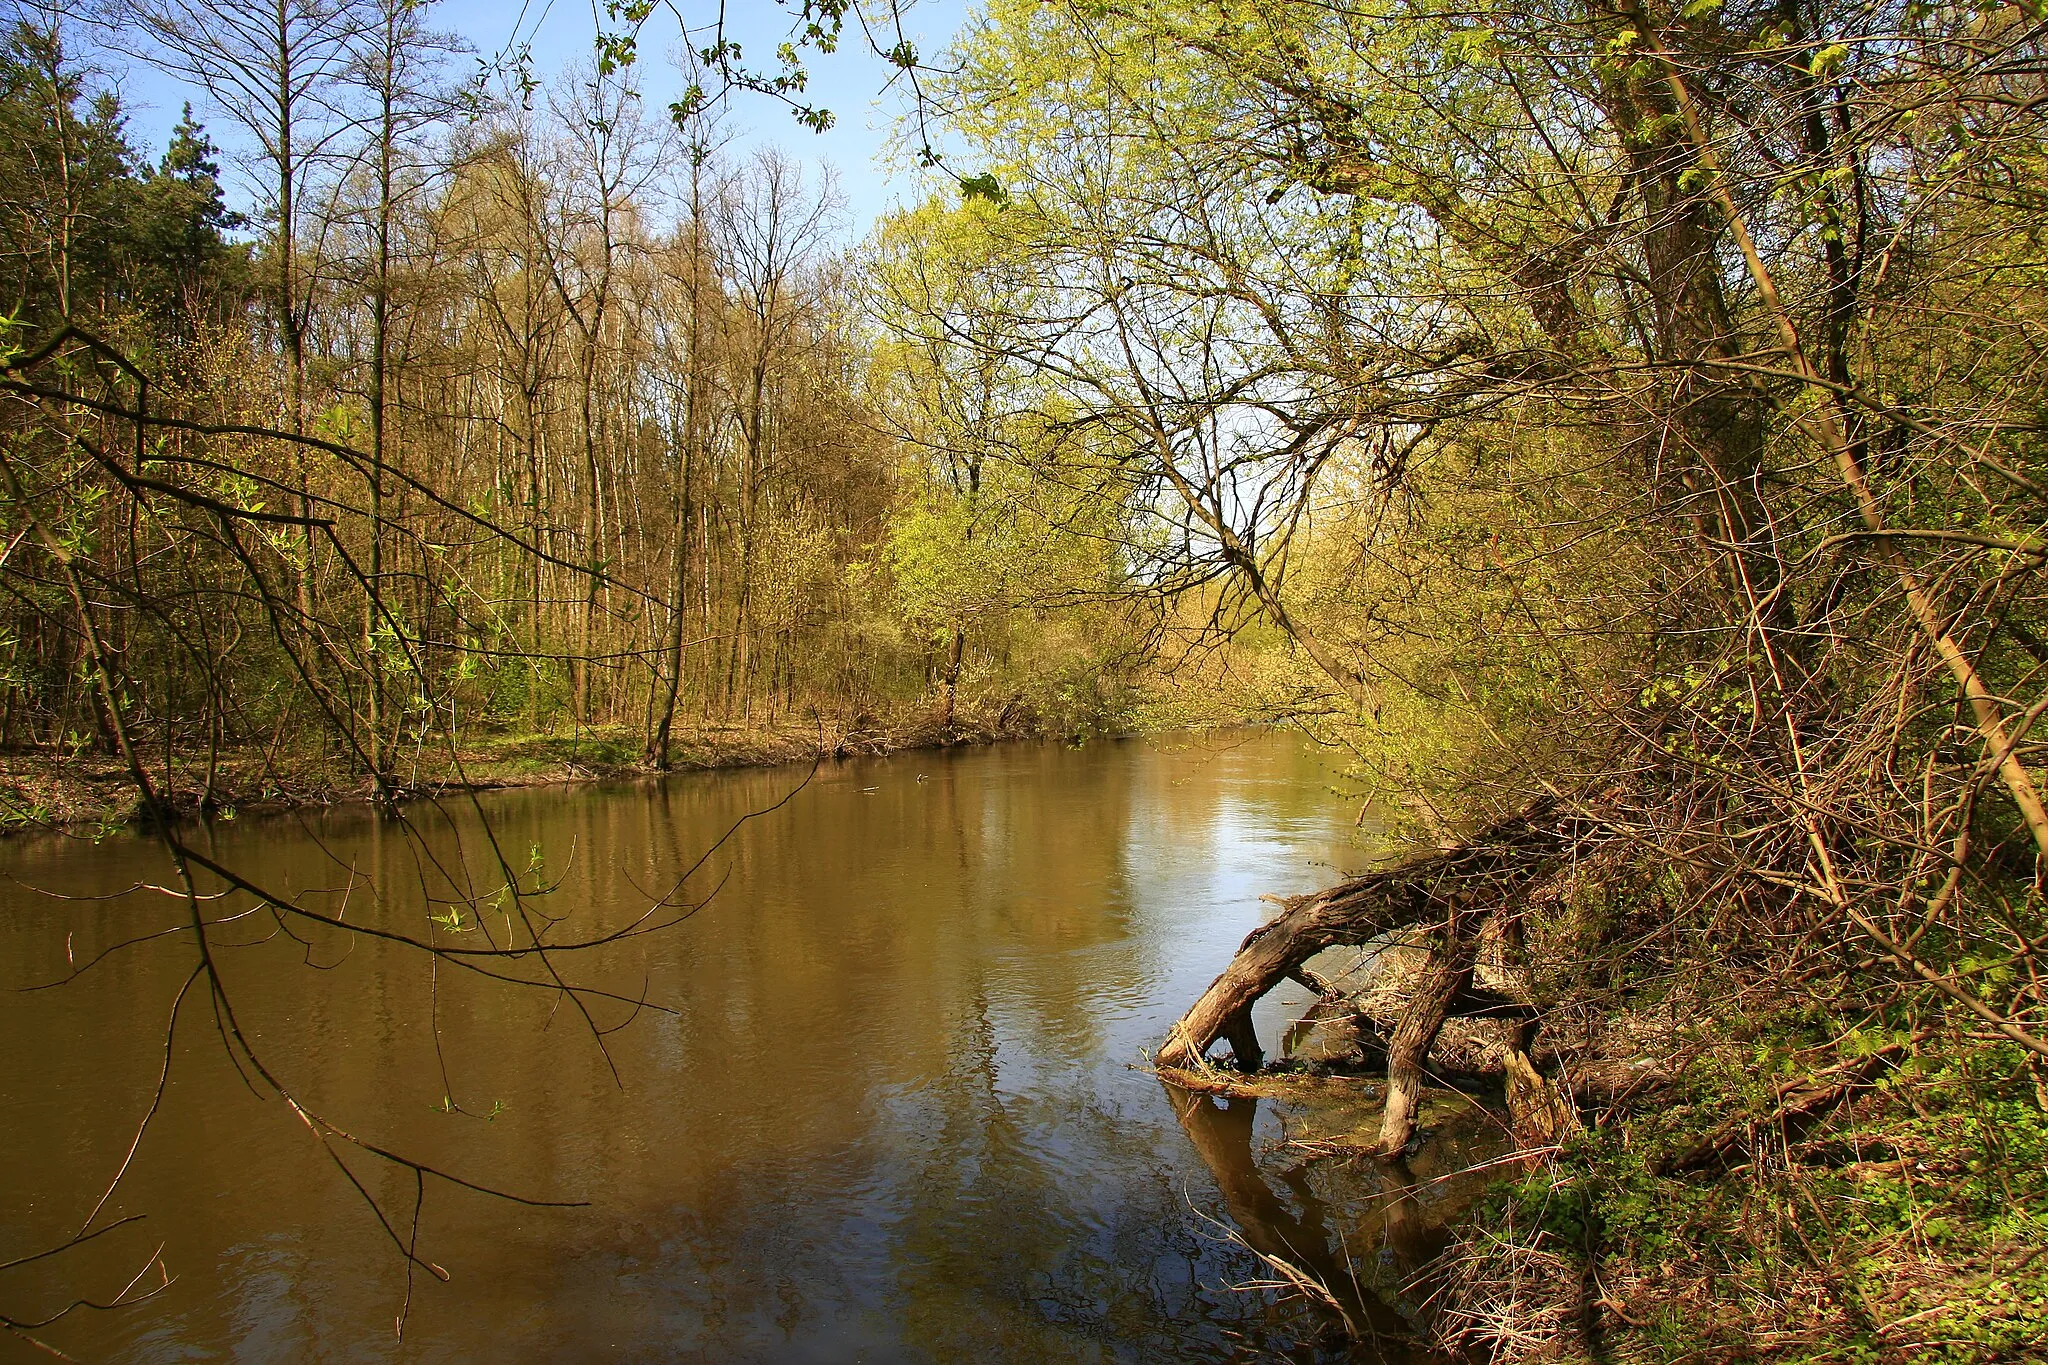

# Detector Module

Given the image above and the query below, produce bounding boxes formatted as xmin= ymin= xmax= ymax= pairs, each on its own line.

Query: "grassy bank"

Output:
xmin=0 ymin=705 xmax=1048 ymax=836
xmin=1435 ymin=1028 xmax=2048 ymax=1364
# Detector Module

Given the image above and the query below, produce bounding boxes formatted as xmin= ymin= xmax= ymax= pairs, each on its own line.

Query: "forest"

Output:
xmin=5 ymin=0 xmax=2048 ymax=1358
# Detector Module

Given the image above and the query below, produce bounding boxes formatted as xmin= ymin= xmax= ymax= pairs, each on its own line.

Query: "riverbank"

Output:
xmin=1433 ymin=1028 xmax=2048 ymax=1363
xmin=0 ymin=706 xmax=1050 ymax=836
xmin=1160 ymin=1010 xmax=2048 ymax=1362
xmin=1150 ymin=806 xmax=2048 ymax=1363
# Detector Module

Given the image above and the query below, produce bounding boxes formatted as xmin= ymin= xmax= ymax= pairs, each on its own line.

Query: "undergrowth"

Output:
xmin=1438 ymin=1030 xmax=2048 ymax=1363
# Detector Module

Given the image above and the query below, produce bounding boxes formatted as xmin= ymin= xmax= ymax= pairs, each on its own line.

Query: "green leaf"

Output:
xmin=958 ymin=172 xmax=1009 ymax=206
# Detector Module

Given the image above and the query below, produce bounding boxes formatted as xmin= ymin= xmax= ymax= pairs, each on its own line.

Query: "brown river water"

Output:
xmin=1 ymin=730 xmax=1507 ymax=1362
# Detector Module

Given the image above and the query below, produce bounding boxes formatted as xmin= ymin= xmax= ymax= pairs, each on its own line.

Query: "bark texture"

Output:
xmin=1375 ymin=906 xmax=1480 ymax=1155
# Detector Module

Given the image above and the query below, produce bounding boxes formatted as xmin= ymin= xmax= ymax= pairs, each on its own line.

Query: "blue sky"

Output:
xmin=86 ymin=0 xmax=974 ymax=239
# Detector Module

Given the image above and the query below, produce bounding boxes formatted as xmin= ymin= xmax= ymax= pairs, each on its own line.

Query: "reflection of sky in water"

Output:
xmin=0 ymin=730 xmax=1494 ymax=1363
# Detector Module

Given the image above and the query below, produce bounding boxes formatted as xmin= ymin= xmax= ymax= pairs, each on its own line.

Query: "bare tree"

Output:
xmin=710 ymin=149 xmax=842 ymax=716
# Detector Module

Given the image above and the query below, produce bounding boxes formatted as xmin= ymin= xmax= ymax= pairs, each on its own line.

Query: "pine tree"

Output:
xmin=134 ymin=101 xmax=247 ymax=336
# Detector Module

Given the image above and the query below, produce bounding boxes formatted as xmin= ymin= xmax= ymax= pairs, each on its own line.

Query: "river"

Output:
xmin=1 ymin=730 xmax=1504 ymax=1362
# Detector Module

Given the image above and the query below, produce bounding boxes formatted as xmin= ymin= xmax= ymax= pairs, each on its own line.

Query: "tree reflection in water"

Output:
xmin=1167 ymin=1081 xmax=1485 ymax=1362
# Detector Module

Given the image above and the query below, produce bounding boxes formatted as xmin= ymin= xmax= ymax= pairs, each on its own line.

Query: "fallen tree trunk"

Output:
xmin=1156 ymin=800 xmax=1571 ymax=1070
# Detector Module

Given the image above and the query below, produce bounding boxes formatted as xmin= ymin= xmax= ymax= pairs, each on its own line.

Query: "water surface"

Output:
xmin=1 ymin=730 xmax=1500 ymax=1361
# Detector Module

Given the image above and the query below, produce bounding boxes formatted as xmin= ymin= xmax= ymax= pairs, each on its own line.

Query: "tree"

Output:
xmin=540 ymin=63 xmax=669 ymax=723
xmin=869 ymin=192 xmax=1159 ymax=731
xmin=710 ymin=148 xmax=842 ymax=717
xmin=107 ymin=0 xmax=363 ymax=642
xmin=0 ymin=21 xmax=140 ymax=326
xmin=332 ymin=0 xmax=468 ymax=796
xmin=132 ymin=103 xmax=248 ymax=337
xmin=935 ymin=0 xmax=2048 ymax=1239
xmin=647 ymin=101 xmax=725 ymax=769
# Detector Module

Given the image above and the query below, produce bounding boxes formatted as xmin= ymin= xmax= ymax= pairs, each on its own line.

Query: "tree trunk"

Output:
xmin=1503 ymin=1023 xmax=1582 ymax=1151
xmin=1375 ymin=905 xmax=1478 ymax=1156
xmin=649 ymin=179 xmax=710 ymax=770
xmin=939 ymin=626 xmax=964 ymax=731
